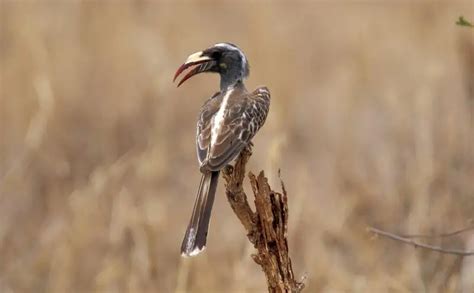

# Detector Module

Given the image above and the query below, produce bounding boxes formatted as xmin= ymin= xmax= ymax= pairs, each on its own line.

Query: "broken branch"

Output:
xmin=222 ymin=147 xmax=305 ymax=293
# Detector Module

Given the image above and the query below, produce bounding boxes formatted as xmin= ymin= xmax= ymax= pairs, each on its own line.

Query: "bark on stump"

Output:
xmin=222 ymin=147 xmax=305 ymax=293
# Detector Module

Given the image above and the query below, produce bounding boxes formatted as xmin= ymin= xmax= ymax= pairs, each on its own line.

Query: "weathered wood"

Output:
xmin=222 ymin=147 xmax=305 ymax=293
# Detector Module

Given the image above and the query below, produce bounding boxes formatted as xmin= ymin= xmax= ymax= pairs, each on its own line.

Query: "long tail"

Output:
xmin=181 ymin=171 xmax=219 ymax=257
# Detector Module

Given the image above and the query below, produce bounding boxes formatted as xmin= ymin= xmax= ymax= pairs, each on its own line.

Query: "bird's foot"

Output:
xmin=244 ymin=141 xmax=253 ymax=154
xmin=223 ymin=164 xmax=234 ymax=176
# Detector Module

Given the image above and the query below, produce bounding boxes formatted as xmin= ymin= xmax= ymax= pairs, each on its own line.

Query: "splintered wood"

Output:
xmin=222 ymin=147 xmax=305 ymax=293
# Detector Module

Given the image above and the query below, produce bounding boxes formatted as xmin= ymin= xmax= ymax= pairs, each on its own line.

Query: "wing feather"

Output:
xmin=204 ymin=86 xmax=270 ymax=170
xmin=196 ymin=92 xmax=222 ymax=165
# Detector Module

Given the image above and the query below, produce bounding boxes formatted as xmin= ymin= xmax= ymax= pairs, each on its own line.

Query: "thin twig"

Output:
xmin=399 ymin=224 xmax=474 ymax=239
xmin=368 ymin=227 xmax=474 ymax=256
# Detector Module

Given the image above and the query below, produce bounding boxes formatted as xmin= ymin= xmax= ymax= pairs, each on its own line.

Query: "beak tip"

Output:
xmin=173 ymin=72 xmax=180 ymax=83
xmin=174 ymin=52 xmax=212 ymax=88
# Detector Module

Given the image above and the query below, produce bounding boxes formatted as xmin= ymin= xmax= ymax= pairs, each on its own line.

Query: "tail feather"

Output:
xmin=181 ymin=171 xmax=219 ymax=257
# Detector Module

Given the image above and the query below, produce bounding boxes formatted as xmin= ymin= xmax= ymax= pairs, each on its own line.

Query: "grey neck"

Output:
xmin=219 ymin=62 xmax=248 ymax=92
xmin=220 ymin=77 xmax=244 ymax=92
xmin=220 ymin=78 xmax=245 ymax=93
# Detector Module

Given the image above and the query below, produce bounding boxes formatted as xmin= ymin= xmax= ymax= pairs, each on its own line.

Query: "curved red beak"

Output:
xmin=174 ymin=51 xmax=214 ymax=87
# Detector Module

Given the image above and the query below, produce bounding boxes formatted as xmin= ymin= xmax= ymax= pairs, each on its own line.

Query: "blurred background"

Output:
xmin=1 ymin=1 xmax=473 ymax=292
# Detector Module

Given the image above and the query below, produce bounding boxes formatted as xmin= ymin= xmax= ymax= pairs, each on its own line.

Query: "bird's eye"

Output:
xmin=211 ymin=51 xmax=221 ymax=59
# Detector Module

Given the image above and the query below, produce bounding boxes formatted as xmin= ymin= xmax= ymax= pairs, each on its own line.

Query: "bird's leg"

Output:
xmin=242 ymin=141 xmax=253 ymax=158
xmin=223 ymin=141 xmax=253 ymax=180
xmin=223 ymin=164 xmax=234 ymax=176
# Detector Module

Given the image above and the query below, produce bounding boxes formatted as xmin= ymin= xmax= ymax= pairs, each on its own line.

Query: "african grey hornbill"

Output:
xmin=174 ymin=43 xmax=270 ymax=257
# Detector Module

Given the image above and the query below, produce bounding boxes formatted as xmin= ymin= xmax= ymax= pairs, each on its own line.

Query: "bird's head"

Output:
xmin=174 ymin=43 xmax=249 ymax=90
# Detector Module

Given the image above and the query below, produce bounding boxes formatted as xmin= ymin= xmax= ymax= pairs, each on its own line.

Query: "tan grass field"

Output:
xmin=1 ymin=1 xmax=473 ymax=292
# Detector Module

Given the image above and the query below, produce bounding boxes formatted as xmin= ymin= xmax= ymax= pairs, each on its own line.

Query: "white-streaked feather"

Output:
xmin=211 ymin=89 xmax=233 ymax=147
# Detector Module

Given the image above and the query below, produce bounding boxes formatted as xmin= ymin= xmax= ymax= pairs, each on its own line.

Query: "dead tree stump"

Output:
xmin=222 ymin=147 xmax=305 ymax=293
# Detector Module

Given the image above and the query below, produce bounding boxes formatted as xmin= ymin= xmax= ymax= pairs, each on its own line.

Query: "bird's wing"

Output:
xmin=196 ymin=92 xmax=222 ymax=165
xmin=204 ymin=86 xmax=271 ymax=170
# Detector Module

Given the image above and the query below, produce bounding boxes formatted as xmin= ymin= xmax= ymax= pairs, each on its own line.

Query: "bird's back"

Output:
xmin=196 ymin=86 xmax=270 ymax=171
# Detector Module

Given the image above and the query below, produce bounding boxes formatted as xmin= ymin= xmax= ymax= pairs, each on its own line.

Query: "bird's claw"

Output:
xmin=224 ymin=164 xmax=234 ymax=175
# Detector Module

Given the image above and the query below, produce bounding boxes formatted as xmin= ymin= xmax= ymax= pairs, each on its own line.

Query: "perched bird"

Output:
xmin=174 ymin=43 xmax=271 ymax=257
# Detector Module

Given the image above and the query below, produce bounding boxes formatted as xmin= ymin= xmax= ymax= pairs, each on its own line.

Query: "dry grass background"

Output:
xmin=1 ymin=1 xmax=474 ymax=292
